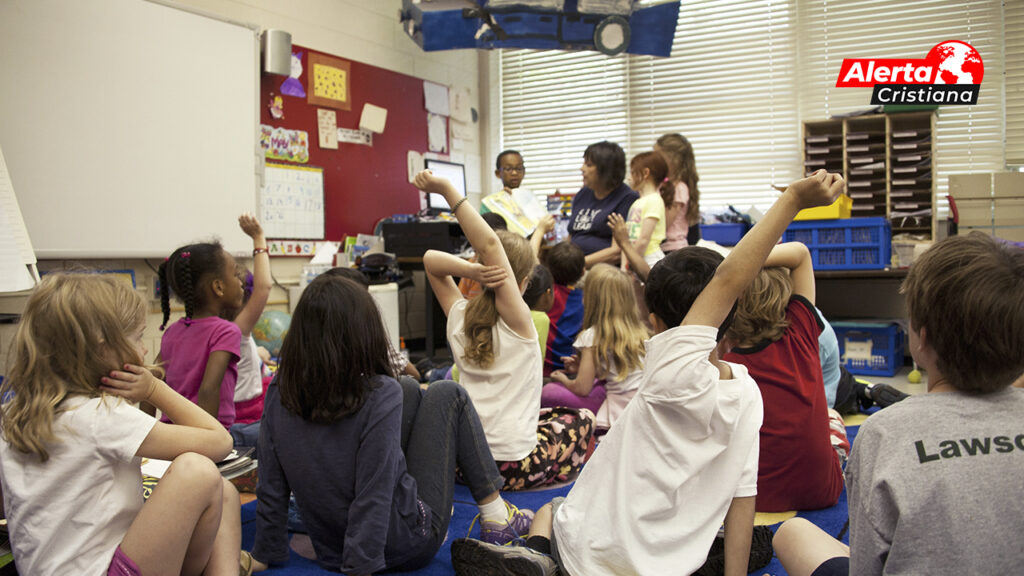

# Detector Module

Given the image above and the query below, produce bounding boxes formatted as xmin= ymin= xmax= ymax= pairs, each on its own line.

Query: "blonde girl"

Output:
xmin=623 ymin=151 xmax=670 ymax=268
xmin=0 ymin=273 xmax=246 ymax=576
xmin=417 ymin=170 xmax=595 ymax=491
xmin=550 ymin=264 xmax=650 ymax=429
xmin=656 ymin=133 xmax=701 ymax=251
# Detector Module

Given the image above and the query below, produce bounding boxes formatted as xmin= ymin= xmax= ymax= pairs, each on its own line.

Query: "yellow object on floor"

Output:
xmin=754 ymin=511 xmax=796 ymax=525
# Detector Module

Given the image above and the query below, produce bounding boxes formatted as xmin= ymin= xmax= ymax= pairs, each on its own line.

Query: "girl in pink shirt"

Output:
xmin=656 ymin=133 xmax=702 ymax=252
xmin=157 ymin=237 xmax=245 ymax=428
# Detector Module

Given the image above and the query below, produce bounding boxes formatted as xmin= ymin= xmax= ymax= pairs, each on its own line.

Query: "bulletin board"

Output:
xmin=261 ymin=164 xmax=325 ymax=239
xmin=261 ymin=45 xmax=429 ymax=240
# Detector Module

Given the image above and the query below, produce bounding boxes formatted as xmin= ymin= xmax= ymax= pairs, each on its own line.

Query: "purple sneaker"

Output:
xmin=475 ymin=502 xmax=534 ymax=546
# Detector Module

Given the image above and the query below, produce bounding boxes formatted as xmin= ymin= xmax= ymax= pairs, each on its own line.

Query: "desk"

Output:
xmin=396 ymin=257 xmax=450 ymax=361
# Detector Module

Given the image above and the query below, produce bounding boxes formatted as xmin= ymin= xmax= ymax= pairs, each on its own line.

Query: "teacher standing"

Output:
xmin=567 ymin=141 xmax=639 ymax=268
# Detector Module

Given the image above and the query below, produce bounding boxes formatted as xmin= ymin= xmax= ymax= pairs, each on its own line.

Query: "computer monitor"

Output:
xmin=423 ymin=158 xmax=467 ymax=213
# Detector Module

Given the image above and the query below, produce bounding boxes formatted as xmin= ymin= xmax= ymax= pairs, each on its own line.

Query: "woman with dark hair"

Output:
xmin=248 ymin=275 xmax=532 ymax=574
xmin=566 ymin=141 xmax=639 ymax=268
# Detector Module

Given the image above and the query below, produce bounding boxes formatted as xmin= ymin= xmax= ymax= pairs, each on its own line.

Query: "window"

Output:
xmin=497 ymin=0 xmax=1013 ymax=213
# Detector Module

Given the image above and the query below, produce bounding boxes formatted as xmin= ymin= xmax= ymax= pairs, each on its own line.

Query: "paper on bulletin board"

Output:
xmin=450 ymin=118 xmax=475 ymax=141
xmin=449 ymin=86 xmax=472 ymax=124
xmin=260 ymin=125 xmax=309 ymax=163
xmin=317 ymin=109 xmax=338 ymax=149
xmin=337 ymin=127 xmax=372 ymax=146
xmin=427 ymin=113 xmax=447 ymax=153
xmin=360 ymin=103 xmax=388 ymax=134
xmin=407 ymin=150 xmax=424 ymax=183
xmin=424 ymin=81 xmax=449 ymax=116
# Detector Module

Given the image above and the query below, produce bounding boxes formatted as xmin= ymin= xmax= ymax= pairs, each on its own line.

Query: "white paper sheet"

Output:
xmin=0 ymin=145 xmax=37 ymax=292
xmin=359 ymin=103 xmax=388 ymax=134
xmin=423 ymin=81 xmax=450 ymax=116
xmin=427 ymin=113 xmax=447 ymax=153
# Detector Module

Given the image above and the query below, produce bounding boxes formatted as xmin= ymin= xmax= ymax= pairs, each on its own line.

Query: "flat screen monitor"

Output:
xmin=424 ymin=158 xmax=467 ymax=212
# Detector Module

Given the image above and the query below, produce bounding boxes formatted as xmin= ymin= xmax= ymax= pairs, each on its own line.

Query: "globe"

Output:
xmin=252 ymin=310 xmax=291 ymax=357
xmin=928 ymin=41 xmax=984 ymax=85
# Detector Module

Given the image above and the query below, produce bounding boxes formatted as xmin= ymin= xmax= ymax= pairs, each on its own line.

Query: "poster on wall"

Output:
xmin=260 ymin=125 xmax=309 ymax=163
xmin=307 ymin=52 xmax=352 ymax=111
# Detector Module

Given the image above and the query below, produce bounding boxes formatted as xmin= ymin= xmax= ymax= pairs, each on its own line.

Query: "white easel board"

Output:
xmin=261 ymin=164 xmax=325 ymax=240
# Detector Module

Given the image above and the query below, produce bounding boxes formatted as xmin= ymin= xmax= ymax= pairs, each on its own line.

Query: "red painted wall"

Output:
xmin=260 ymin=45 xmax=427 ymax=240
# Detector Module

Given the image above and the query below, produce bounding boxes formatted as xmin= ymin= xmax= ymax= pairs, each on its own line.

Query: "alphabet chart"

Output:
xmin=261 ymin=163 xmax=325 ymax=240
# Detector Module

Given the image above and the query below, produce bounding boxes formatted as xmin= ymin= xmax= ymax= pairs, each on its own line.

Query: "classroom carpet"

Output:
xmin=240 ymin=425 xmax=860 ymax=576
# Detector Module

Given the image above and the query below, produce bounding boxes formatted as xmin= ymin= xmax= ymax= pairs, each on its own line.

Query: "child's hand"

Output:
xmin=469 ymin=262 xmax=508 ymax=289
xmin=607 ymin=212 xmax=629 ymax=246
xmin=413 ymin=170 xmax=453 ymax=195
xmin=537 ymin=214 xmax=556 ymax=234
xmin=239 ymin=212 xmax=264 ymax=238
xmin=550 ymin=370 xmax=571 ymax=385
xmin=101 ymin=364 xmax=161 ymax=403
xmin=560 ymin=354 xmax=580 ymax=374
xmin=785 ymin=170 xmax=845 ymax=210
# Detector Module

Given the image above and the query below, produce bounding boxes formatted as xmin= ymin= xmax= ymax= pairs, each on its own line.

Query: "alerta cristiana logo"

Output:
xmin=836 ymin=41 xmax=984 ymax=105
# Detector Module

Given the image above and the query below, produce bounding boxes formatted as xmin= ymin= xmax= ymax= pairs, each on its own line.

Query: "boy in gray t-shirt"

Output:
xmin=774 ymin=232 xmax=1024 ymax=576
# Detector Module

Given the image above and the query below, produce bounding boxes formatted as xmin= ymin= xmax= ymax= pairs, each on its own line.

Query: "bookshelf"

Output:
xmin=803 ymin=111 xmax=937 ymax=240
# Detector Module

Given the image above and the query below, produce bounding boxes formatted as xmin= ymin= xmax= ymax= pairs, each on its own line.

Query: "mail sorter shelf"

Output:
xmin=803 ymin=111 xmax=937 ymax=241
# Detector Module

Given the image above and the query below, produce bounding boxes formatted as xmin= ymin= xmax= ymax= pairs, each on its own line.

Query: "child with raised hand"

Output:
xmin=450 ymin=170 xmax=845 ymax=576
xmin=774 ymin=232 xmax=1024 ymax=576
xmin=548 ymin=264 xmax=649 ymax=430
xmin=158 ymin=237 xmax=245 ymax=428
xmin=622 ymin=151 xmax=669 ymax=269
xmin=416 ymin=169 xmax=595 ymax=491
xmin=249 ymin=274 xmax=529 ymax=573
xmin=228 ymin=213 xmax=271 ymax=446
xmin=723 ymin=241 xmax=848 ymax=512
xmin=0 ymin=273 xmax=244 ymax=576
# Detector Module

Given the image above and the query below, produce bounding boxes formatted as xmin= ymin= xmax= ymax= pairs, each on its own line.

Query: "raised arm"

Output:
xmin=415 ymin=170 xmax=534 ymax=338
xmin=423 ymin=250 xmax=507 ymax=316
xmin=609 ymin=212 xmax=650 ymax=281
xmin=530 ymin=214 xmax=556 ymax=256
xmin=683 ymin=171 xmax=843 ymax=330
xmin=233 ymin=213 xmax=271 ymax=337
xmin=764 ymin=242 xmax=815 ymax=304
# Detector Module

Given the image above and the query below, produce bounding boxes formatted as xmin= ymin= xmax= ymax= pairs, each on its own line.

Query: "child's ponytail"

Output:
xmin=659 ymin=177 xmax=676 ymax=212
xmin=159 ymin=243 xmax=225 ymax=329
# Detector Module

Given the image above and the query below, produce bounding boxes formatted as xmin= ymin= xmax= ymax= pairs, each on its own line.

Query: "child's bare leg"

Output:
xmin=120 ymin=452 xmax=236 ymax=576
xmin=528 ymin=502 xmax=554 ymax=539
xmin=774 ymin=517 xmax=849 ymax=576
xmin=200 ymin=478 xmax=242 ymax=575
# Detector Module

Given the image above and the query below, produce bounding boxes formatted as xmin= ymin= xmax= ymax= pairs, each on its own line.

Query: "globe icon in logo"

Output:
xmin=927 ymin=41 xmax=984 ymax=84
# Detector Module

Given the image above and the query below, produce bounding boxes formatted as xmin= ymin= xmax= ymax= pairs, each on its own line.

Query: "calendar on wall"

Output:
xmin=261 ymin=163 xmax=325 ymax=240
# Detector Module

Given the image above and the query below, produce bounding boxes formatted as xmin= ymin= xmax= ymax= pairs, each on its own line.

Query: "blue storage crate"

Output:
xmin=783 ymin=217 xmax=891 ymax=270
xmin=832 ymin=321 xmax=904 ymax=377
xmin=700 ymin=222 xmax=749 ymax=246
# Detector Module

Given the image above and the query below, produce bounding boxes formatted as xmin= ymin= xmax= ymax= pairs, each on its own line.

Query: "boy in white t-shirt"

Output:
xmin=451 ymin=170 xmax=845 ymax=576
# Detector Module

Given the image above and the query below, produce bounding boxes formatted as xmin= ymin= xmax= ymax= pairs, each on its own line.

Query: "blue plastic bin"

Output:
xmin=783 ymin=217 xmax=891 ymax=270
xmin=700 ymin=222 xmax=748 ymax=246
xmin=832 ymin=321 xmax=905 ymax=377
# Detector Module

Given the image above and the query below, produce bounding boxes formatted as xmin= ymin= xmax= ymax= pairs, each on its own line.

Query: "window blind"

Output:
xmin=798 ymin=0 xmax=1006 ymax=212
xmin=1006 ymin=0 xmax=1024 ymax=167
xmin=498 ymin=0 xmax=1011 ymax=214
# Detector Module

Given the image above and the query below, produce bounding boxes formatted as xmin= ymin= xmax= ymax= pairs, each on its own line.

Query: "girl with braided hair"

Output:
xmin=157 ymin=235 xmax=245 ymax=429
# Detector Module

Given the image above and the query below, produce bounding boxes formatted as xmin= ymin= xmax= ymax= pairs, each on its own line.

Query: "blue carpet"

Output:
xmin=242 ymin=425 xmax=860 ymax=575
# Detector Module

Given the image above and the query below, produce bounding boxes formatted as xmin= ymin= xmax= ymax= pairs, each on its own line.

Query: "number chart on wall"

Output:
xmin=261 ymin=163 xmax=325 ymax=241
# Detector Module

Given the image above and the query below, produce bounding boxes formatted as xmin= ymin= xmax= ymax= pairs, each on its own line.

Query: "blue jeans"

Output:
xmin=392 ymin=377 xmax=505 ymax=571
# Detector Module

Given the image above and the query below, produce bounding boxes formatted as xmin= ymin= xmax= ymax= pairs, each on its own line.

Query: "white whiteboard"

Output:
xmin=261 ymin=164 xmax=325 ymax=239
xmin=0 ymin=0 xmax=259 ymax=258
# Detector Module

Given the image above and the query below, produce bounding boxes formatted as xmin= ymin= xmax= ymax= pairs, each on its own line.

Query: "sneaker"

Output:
xmin=473 ymin=502 xmax=535 ymax=546
xmin=869 ymin=383 xmax=910 ymax=408
xmin=451 ymin=538 xmax=559 ymax=576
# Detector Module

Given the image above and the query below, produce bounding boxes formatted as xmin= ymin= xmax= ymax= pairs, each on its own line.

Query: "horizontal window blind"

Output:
xmin=798 ymin=0 xmax=1006 ymax=214
xmin=499 ymin=0 xmax=1011 ymax=215
xmin=1006 ymin=1 xmax=1024 ymax=167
